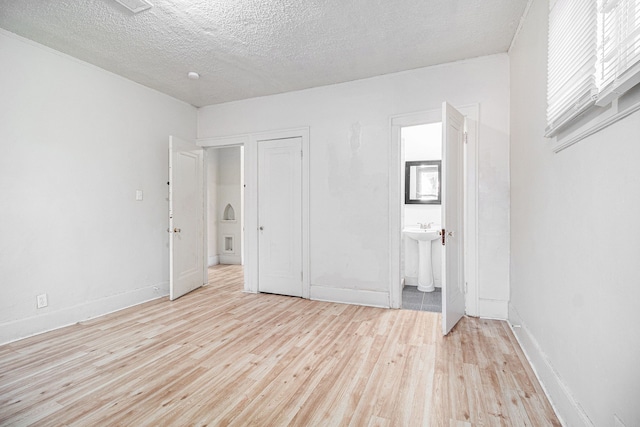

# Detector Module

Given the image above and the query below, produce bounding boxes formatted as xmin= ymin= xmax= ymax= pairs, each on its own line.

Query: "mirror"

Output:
xmin=405 ymin=160 xmax=441 ymax=204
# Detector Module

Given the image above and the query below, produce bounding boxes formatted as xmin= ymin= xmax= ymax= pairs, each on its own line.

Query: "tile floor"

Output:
xmin=402 ymin=285 xmax=442 ymax=312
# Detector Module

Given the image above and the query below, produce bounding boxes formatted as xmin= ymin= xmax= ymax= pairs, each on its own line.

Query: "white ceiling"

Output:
xmin=0 ymin=0 xmax=528 ymax=107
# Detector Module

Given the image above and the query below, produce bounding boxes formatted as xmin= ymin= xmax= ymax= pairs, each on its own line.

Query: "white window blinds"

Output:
xmin=546 ymin=0 xmax=599 ymax=134
xmin=599 ymin=0 xmax=640 ymax=90
xmin=547 ymin=0 xmax=640 ymax=136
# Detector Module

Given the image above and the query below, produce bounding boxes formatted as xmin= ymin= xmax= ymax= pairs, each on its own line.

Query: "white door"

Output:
xmin=169 ymin=136 xmax=205 ymax=300
xmin=257 ymin=137 xmax=302 ymax=297
xmin=441 ymin=102 xmax=466 ymax=335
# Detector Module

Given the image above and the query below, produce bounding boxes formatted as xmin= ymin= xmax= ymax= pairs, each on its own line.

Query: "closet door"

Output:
xmin=257 ymin=137 xmax=302 ymax=297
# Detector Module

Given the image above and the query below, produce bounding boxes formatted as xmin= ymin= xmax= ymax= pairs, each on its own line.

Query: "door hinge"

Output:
xmin=301 ymin=150 xmax=303 ymax=158
xmin=464 ymin=282 xmax=468 ymax=294
xmin=301 ymin=271 xmax=303 ymax=281
xmin=464 ymin=131 xmax=468 ymax=144
xmin=441 ymin=229 xmax=446 ymax=246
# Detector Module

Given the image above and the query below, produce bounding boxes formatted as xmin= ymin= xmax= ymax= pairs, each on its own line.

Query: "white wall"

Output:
xmin=509 ymin=1 xmax=640 ymax=426
xmin=0 ymin=31 xmax=197 ymax=344
xmin=198 ymin=55 xmax=510 ymax=314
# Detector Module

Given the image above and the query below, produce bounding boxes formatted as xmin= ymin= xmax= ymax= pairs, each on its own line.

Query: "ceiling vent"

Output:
xmin=113 ymin=0 xmax=152 ymax=13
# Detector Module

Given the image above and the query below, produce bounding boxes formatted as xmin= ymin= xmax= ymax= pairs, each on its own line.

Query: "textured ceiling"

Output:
xmin=0 ymin=0 xmax=528 ymax=107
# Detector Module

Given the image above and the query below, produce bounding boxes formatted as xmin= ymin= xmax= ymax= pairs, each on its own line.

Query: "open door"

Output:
xmin=169 ymin=136 xmax=205 ymax=300
xmin=441 ymin=102 xmax=466 ymax=335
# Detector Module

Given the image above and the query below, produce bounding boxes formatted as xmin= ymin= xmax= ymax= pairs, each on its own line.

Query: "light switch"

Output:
xmin=136 ymin=190 xmax=143 ymax=201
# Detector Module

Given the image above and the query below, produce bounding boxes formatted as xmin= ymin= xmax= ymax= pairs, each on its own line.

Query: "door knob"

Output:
xmin=174 ymin=228 xmax=181 ymax=233
xmin=447 ymin=231 xmax=454 ymax=237
xmin=259 ymin=226 xmax=264 ymax=231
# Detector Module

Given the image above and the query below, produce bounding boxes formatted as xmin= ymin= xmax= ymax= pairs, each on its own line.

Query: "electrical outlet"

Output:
xmin=36 ymin=294 xmax=48 ymax=309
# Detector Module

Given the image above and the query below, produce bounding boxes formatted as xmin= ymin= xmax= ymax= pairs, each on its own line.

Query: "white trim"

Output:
xmin=202 ymin=147 xmax=209 ymax=285
xmin=219 ymin=254 xmax=242 ymax=265
xmin=0 ymin=283 xmax=167 ymax=345
xmin=198 ymin=134 xmax=250 ymax=148
xmin=508 ymin=0 xmax=535 ymax=54
xmin=208 ymin=255 xmax=220 ymax=266
xmin=388 ymin=105 xmax=479 ymax=316
xmin=310 ymin=285 xmax=388 ymax=308
xmin=551 ymin=97 xmax=640 ymax=152
xmin=463 ymin=104 xmax=479 ymax=317
xmin=509 ymin=304 xmax=595 ymax=427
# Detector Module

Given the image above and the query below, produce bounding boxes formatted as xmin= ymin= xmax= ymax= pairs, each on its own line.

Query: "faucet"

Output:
xmin=417 ymin=222 xmax=436 ymax=229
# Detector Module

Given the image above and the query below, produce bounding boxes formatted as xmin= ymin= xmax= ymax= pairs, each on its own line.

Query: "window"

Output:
xmin=546 ymin=0 xmax=640 ymax=143
xmin=598 ymin=0 xmax=640 ymax=101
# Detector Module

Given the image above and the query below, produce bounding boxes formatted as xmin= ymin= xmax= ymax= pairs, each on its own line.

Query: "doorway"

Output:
xmin=198 ymin=127 xmax=310 ymax=297
xmin=389 ymin=104 xmax=479 ymax=334
xmin=400 ymin=123 xmax=443 ymax=313
xmin=205 ymin=146 xmax=245 ymax=275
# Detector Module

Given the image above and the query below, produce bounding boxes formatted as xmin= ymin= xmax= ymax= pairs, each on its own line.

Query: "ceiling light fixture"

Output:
xmin=113 ymin=0 xmax=153 ymax=14
xmin=188 ymin=72 xmax=200 ymax=80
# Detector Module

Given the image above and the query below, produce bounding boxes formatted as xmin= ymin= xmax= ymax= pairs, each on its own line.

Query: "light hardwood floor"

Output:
xmin=0 ymin=265 xmax=560 ymax=426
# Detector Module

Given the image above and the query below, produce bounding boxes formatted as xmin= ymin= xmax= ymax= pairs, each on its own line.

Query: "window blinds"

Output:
xmin=546 ymin=0 xmax=599 ymax=133
xmin=600 ymin=0 xmax=640 ymax=90
xmin=547 ymin=0 xmax=640 ymax=135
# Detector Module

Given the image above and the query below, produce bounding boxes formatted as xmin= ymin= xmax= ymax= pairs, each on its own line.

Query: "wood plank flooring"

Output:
xmin=0 ymin=265 xmax=560 ymax=426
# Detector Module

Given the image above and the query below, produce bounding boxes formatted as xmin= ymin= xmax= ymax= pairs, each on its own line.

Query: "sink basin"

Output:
xmin=403 ymin=227 xmax=440 ymax=292
xmin=402 ymin=228 xmax=440 ymax=242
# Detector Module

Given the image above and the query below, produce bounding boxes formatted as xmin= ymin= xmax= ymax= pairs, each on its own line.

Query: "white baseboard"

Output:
xmin=219 ymin=254 xmax=241 ymax=265
xmin=478 ymin=298 xmax=508 ymax=319
xmin=0 ymin=283 xmax=168 ymax=346
xmin=508 ymin=304 xmax=595 ymax=427
xmin=310 ymin=285 xmax=389 ymax=308
xmin=208 ymin=255 xmax=220 ymax=266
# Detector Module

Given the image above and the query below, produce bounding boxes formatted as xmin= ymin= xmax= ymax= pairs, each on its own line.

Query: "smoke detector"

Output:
xmin=113 ymin=0 xmax=153 ymax=13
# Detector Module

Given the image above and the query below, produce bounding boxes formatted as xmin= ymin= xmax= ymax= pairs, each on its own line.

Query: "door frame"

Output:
xmin=198 ymin=127 xmax=310 ymax=298
xmin=388 ymin=105 xmax=479 ymax=316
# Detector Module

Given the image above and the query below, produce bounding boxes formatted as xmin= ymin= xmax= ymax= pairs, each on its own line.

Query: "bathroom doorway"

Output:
xmin=400 ymin=123 xmax=443 ymax=313
xmin=206 ymin=145 xmax=245 ymax=279
xmin=389 ymin=104 xmax=479 ymax=334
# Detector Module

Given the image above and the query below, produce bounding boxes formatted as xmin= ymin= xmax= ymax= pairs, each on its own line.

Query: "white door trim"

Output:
xmin=389 ymin=105 xmax=478 ymax=316
xmin=197 ymin=127 xmax=310 ymax=298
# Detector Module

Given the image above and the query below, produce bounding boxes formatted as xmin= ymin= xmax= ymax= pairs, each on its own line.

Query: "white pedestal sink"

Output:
xmin=403 ymin=228 xmax=440 ymax=292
